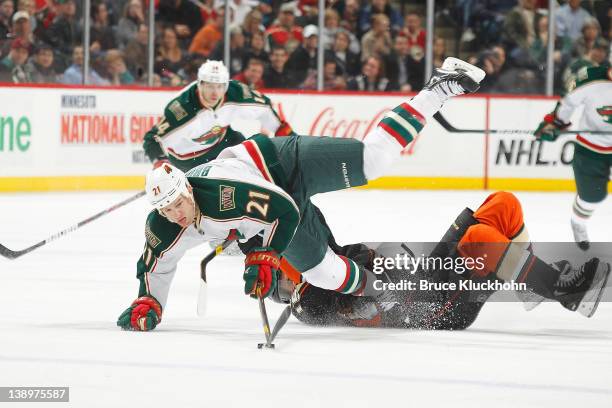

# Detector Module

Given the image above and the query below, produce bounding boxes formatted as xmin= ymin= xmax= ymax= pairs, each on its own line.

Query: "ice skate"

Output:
xmin=553 ymin=258 xmax=610 ymax=317
xmin=570 ymin=218 xmax=590 ymax=251
xmin=423 ymin=57 xmax=486 ymax=97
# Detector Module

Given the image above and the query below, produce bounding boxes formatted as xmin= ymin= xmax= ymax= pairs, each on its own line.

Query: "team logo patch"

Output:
xmin=145 ymin=223 xmax=161 ymax=248
xmin=597 ymin=106 xmax=612 ymax=125
xmin=168 ymin=100 xmax=188 ymax=121
xmin=192 ymin=126 xmax=227 ymax=147
xmin=219 ymin=185 xmax=236 ymax=211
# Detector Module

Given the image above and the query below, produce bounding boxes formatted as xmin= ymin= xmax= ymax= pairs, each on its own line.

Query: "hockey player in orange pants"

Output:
xmin=287 ymin=191 xmax=611 ymax=329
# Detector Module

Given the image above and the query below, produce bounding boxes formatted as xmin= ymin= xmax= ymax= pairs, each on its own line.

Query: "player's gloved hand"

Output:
xmin=243 ymin=247 xmax=280 ymax=298
xmin=152 ymin=157 xmax=170 ymax=169
xmin=116 ymin=296 xmax=162 ymax=331
xmin=534 ymin=113 xmax=570 ymax=142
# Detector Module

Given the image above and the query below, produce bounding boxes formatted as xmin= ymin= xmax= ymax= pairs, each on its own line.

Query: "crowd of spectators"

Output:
xmin=0 ymin=0 xmax=609 ymax=95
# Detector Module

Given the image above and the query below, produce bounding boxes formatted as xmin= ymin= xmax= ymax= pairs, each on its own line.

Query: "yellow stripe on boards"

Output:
xmin=0 ymin=176 xmax=145 ymax=192
xmin=0 ymin=176 xmax=608 ymax=193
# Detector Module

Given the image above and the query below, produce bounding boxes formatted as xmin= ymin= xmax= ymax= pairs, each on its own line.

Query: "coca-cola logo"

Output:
xmin=271 ymin=101 xmax=421 ymax=156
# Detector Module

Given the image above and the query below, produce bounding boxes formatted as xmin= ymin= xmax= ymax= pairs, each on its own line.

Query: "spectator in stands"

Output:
xmin=177 ymin=54 xmax=203 ymax=84
xmin=241 ymin=8 xmax=264 ymax=46
xmin=155 ymin=26 xmax=186 ymax=84
xmin=556 ymin=0 xmax=592 ymax=42
xmin=243 ymin=29 xmax=269 ymax=65
xmin=347 ymin=55 xmax=390 ymax=92
xmin=433 ymin=37 xmax=447 ymax=68
xmin=357 ymin=0 xmax=401 ymax=38
xmin=0 ymin=0 xmax=14 ymax=41
xmin=229 ymin=0 xmax=256 ymax=26
xmin=157 ymin=0 xmax=202 ymax=42
xmin=572 ymin=17 xmax=601 ymax=59
xmin=232 ymin=57 xmax=264 ymax=89
xmin=9 ymin=11 xmax=34 ymax=51
xmin=264 ymin=45 xmax=294 ymax=88
xmin=338 ymin=0 xmax=359 ymax=36
xmin=211 ymin=26 xmax=248 ymax=76
xmin=474 ymin=45 xmax=507 ymax=93
xmin=327 ymin=29 xmax=360 ymax=76
xmin=360 ymin=13 xmax=392 ymax=62
xmin=530 ymin=14 xmax=571 ymax=66
xmin=104 ymin=49 xmax=135 ymax=85
xmin=17 ymin=0 xmax=37 ymax=32
xmin=301 ymin=56 xmax=346 ymax=90
xmin=385 ymin=34 xmax=423 ymax=92
xmin=399 ymin=11 xmax=426 ymax=62
xmin=265 ymin=2 xmax=302 ymax=54
xmin=117 ymin=0 xmax=145 ymax=48
xmin=25 ymin=42 xmax=58 ymax=83
xmin=90 ymin=1 xmax=118 ymax=52
xmin=321 ymin=8 xmax=359 ymax=54
xmin=62 ymin=45 xmax=109 ymax=85
xmin=42 ymin=0 xmax=78 ymax=71
xmin=189 ymin=6 xmax=223 ymax=58
xmin=322 ymin=57 xmax=346 ymax=90
xmin=0 ymin=38 xmax=31 ymax=82
xmin=502 ymin=0 xmax=538 ymax=63
xmin=286 ymin=24 xmax=318 ymax=87
xmin=124 ymin=23 xmax=147 ymax=80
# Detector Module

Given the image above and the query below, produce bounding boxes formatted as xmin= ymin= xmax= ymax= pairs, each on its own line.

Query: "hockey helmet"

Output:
xmin=145 ymin=163 xmax=191 ymax=210
xmin=197 ymin=60 xmax=229 ymax=91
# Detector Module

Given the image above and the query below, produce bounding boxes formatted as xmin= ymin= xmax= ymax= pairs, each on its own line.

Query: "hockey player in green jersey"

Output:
xmin=117 ymin=58 xmax=488 ymax=331
xmin=534 ymin=65 xmax=612 ymax=250
xmin=142 ymin=60 xmax=295 ymax=171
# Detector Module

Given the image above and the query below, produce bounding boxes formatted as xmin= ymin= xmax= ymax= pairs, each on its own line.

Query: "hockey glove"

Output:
xmin=534 ymin=112 xmax=570 ymax=142
xmin=117 ymin=296 xmax=162 ymax=331
xmin=243 ymin=247 xmax=280 ymax=299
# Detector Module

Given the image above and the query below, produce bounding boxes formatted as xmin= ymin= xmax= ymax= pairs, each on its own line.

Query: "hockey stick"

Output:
xmin=197 ymin=238 xmax=236 ymax=317
xmin=268 ymin=305 xmax=291 ymax=344
xmin=0 ymin=190 xmax=146 ymax=260
xmin=256 ymin=285 xmax=274 ymax=348
xmin=433 ymin=112 xmax=610 ymax=135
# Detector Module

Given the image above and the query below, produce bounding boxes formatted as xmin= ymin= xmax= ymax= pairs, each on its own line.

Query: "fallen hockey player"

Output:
xmin=288 ymin=191 xmax=611 ymax=329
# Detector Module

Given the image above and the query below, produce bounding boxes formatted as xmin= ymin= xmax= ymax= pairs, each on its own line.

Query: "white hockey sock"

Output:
xmin=407 ymin=89 xmax=446 ymax=119
xmin=571 ymin=195 xmax=600 ymax=223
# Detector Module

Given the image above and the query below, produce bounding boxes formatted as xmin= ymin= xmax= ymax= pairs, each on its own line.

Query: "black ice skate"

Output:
xmin=553 ymin=258 xmax=610 ymax=317
xmin=423 ymin=57 xmax=486 ymax=97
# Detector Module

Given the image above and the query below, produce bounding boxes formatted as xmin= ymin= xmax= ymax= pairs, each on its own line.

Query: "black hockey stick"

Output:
xmin=197 ymin=238 xmax=235 ymax=316
xmin=433 ymin=112 xmax=610 ymax=135
xmin=256 ymin=285 xmax=274 ymax=349
xmin=0 ymin=190 xmax=146 ymax=260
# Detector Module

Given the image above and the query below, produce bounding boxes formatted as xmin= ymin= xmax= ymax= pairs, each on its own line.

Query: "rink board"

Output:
xmin=0 ymin=85 xmax=596 ymax=192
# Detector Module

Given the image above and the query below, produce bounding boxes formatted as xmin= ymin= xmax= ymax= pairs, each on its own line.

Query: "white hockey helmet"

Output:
xmin=145 ymin=163 xmax=191 ymax=210
xmin=197 ymin=60 xmax=230 ymax=90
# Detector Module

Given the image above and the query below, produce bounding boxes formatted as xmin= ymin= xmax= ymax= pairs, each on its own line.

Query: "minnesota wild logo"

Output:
xmin=192 ymin=126 xmax=227 ymax=146
xmin=597 ymin=106 xmax=612 ymax=125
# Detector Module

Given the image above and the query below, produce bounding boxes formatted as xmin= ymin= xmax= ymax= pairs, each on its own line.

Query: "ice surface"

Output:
xmin=1 ymin=190 xmax=611 ymax=407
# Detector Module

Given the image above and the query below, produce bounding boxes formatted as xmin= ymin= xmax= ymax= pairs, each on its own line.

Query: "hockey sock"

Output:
xmin=335 ymin=255 xmax=365 ymax=295
xmin=498 ymin=247 xmax=560 ymax=300
xmin=378 ymin=102 xmax=425 ymax=147
xmin=571 ymin=195 xmax=600 ymax=223
xmin=407 ymin=89 xmax=446 ymax=118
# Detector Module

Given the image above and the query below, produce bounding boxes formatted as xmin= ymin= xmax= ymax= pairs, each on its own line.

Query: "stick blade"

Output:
xmin=0 ymin=243 xmax=19 ymax=260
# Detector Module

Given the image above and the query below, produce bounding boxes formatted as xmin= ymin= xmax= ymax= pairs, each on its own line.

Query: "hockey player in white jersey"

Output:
xmin=534 ymin=65 xmax=612 ymax=250
xmin=117 ymin=58 xmax=489 ymax=331
xmin=142 ymin=60 xmax=295 ymax=171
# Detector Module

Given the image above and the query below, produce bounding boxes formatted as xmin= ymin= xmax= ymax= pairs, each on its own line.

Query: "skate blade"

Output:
xmin=515 ymin=290 xmax=544 ymax=311
xmin=578 ymin=262 xmax=611 ymax=318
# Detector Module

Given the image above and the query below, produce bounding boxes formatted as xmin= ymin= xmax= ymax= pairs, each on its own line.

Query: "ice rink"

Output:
xmin=1 ymin=189 xmax=611 ymax=407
